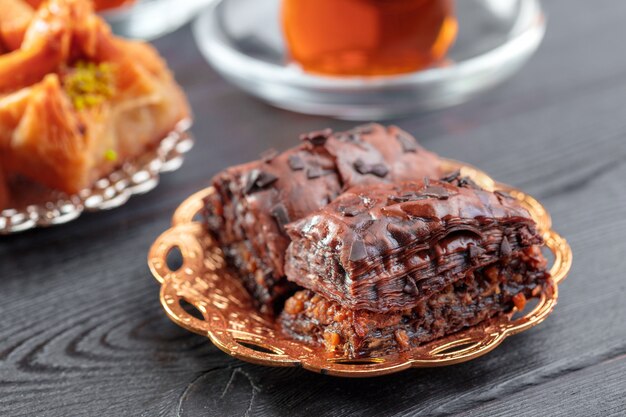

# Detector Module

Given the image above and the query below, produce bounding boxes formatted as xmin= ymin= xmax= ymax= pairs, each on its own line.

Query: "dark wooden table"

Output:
xmin=2 ymin=1 xmax=626 ymax=416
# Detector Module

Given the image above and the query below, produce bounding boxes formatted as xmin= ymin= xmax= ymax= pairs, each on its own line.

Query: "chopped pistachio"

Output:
xmin=63 ymin=61 xmax=116 ymax=110
xmin=104 ymin=149 xmax=118 ymax=162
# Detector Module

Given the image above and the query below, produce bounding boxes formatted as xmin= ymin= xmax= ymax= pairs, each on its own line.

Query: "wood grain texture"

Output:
xmin=1 ymin=0 xmax=626 ymax=416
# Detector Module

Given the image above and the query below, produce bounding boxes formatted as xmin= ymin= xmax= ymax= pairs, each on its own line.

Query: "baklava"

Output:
xmin=279 ymin=177 xmax=550 ymax=357
xmin=203 ymin=124 xmax=443 ymax=312
xmin=0 ymin=0 xmax=190 ymax=207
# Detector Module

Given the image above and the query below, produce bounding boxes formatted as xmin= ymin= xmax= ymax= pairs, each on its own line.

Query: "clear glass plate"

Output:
xmin=193 ymin=0 xmax=546 ymax=120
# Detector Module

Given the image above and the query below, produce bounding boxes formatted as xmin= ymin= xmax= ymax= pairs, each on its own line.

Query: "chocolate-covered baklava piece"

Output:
xmin=279 ymin=178 xmax=550 ymax=357
xmin=203 ymin=124 xmax=443 ymax=312
xmin=284 ymin=178 xmax=544 ymax=312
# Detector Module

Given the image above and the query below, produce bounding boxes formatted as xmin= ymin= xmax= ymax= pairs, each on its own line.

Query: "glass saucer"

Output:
xmin=193 ymin=0 xmax=546 ymax=120
xmin=102 ymin=0 xmax=215 ymax=40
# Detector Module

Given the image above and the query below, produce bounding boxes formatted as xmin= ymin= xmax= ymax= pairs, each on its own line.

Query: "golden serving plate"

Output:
xmin=1 ymin=119 xmax=193 ymax=234
xmin=147 ymin=160 xmax=572 ymax=377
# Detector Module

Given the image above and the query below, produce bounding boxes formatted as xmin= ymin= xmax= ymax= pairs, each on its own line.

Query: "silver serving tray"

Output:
xmin=0 ymin=119 xmax=193 ymax=234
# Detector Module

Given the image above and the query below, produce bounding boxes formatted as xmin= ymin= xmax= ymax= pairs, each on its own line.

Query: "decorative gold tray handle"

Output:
xmin=147 ymin=160 xmax=572 ymax=377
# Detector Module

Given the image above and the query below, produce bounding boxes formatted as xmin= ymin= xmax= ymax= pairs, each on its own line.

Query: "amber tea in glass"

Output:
xmin=282 ymin=0 xmax=457 ymax=76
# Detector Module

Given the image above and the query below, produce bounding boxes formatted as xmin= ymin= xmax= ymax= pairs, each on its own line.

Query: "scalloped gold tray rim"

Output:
xmin=147 ymin=159 xmax=572 ymax=377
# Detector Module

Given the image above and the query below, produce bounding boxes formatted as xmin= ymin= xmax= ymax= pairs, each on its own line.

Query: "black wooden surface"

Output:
xmin=2 ymin=0 xmax=626 ymax=416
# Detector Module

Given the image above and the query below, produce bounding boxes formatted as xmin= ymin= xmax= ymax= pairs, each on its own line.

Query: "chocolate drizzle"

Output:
xmin=271 ymin=203 xmax=290 ymax=233
xmin=243 ymin=170 xmax=278 ymax=194
xmin=441 ymin=170 xmax=461 ymax=183
xmin=457 ymin=176 xmax=480 ymax=189
xmin=396 ymin=133 xmax=418 ymax=153
xmin=495 ymin=190 xmax=515 ymax=201
xmin=300 ymin=128 xmax=332 ymax=146
xmin=468 ymin=244 xmax=486 ymax=265
xmin=306 ymin=166 xmax=334 ymax=179
xmin=287 ymin=154 xmax=305 ymax=171
xmin=353 ymin=159 xmax=389 ymax=178
xmin=349 ymin=239 xmax=368 ymax=262
xmin=403 ymin=279 xmax=419 ymax=295
xmin=339 ymin=205 xmax=361 ymax=217
xmin=353 ymin=123 xmax=376 ymax=134
xmin=260 ymin=148 xmax=278 ymax=163
xmin=388 ymin=193 xmax=429 ymax=204
xmin=500 ymin=236 xmax=512 ymax=258
xmin=422 ymin=185 xmax=450 ymax=200
xmin=386 ymin=223 xmax=414 ymax=245
xmin=347 ymin=133 xmax=362 ymax=142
